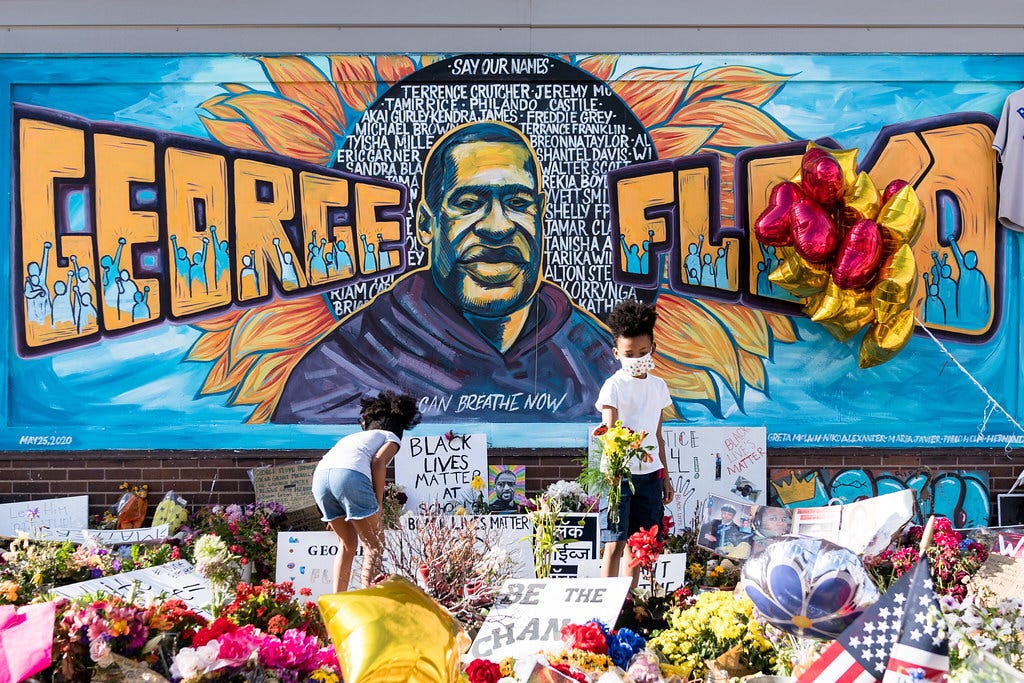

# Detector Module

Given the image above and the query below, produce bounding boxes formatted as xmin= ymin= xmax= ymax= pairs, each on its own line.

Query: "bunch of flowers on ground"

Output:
xmin=647 ymin=590 xmax=776 ymax=682
xmin=524 ymin=492 xmax=569 ymax=580
xmin=380 ymin=482 xmax=408 ymax=529
xmin=543 ymin=480 xmax=598 ymax=513
xmin=942 ymin=593 xmax=1024 ymax=676
xmin=183 ymin=502 xmax=286 ymax=581
xmin=865 ymin=516 xmax=988 ymax=601
xmin=581 ymin=421 xmax=655 ymax=527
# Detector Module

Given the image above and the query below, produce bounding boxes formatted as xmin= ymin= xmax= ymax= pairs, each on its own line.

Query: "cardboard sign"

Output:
xmin=638 ymin=553 xmax=688 ymax=593
xmin=469 ymin=577 xmax=631 ymax=661
xmin=0 ymin=495 xmax=89 ymax=538
xmin=35 ymin=524 xmax=169 ymax=545
xmin=250 ymin=461 xmax=321 ymax=530
xmin=662 ymin=427 xmax=768 ymax=532
xmin=52 ymin=559 xmax=213 ymax=616
xmin=970 ymin=553 xmax=1024 ymax=603
xmin=395 ymin=433 xmax=488 ymax=514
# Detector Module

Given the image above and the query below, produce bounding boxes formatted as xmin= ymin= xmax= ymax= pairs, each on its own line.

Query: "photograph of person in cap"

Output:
xmin=698 ymin=497 xmax=754 ymax=557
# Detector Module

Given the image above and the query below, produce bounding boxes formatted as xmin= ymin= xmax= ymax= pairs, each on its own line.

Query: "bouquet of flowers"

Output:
xmin=623 ymin=525 xmax=688 ymax=636
xmin=544 ymin=480 xmax=599 ymax=513
xmin=941 ymin=593 xmax=1024 ymax=676
xmin=185 ymin=501 xmax=286 ymax=581
xmin=524 ymin=492 xmax=568 ymax=580
xmin=865 ymin=515 xmax=988 ymax=601
xmin=220 ymin=579 xmax=325 ymax=640
xmin=581 ymin=420 xmax=655 ymax=527
xmin=380 ymin=482 xmax=408 ymax=529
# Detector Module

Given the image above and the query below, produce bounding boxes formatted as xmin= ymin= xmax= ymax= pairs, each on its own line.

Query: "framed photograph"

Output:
xmin=998 ymin=493 xmax=1024 ymax=526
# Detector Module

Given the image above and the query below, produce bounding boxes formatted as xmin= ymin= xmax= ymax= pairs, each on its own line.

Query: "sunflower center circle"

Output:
xmin=791 ymin=614 xmax=813 ymax=629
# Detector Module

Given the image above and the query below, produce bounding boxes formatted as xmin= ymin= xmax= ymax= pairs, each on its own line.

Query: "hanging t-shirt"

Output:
xmin=315 ymin=429 xmax=401 ymax=480
xmin=992 ymin=89 xmax=1024 ymax=232
xmin=595 ymin=369 xmax=671 ymax=476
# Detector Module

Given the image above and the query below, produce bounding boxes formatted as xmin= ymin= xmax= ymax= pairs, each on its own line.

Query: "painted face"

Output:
xmin=422 ymin=140 xmax=544 ymax=317
xmin=494 ymin=474 xmax=516 ymax=501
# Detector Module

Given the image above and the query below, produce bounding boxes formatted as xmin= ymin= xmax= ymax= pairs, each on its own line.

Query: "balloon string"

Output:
xmin=914 ymin=316 xmax=1024 ymax=447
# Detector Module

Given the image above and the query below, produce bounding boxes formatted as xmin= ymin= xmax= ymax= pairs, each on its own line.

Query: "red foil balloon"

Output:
xmin=832 ymin=218 xmax=883 ymax=289
xmin=754 ymin=181 xmax=803 ymax=246
xmin=801 ymin=148 xmax=845 ymax=207
xmin=790 ymin=198 xmax=840 ymax=264
xmin=881 ymin=178 xmax=909 ymax=204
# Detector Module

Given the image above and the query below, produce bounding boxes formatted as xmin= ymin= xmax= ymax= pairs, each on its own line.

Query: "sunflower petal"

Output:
xmin=191 ymin=309 xmax=246 ymax=333
xmin=222 ymin=92 xmax=335 ymax=164
xmin=257 ymin=56 xmax=346 ymax=134
xmin=204 ymin=354 xmax=258 ymax=396
xmin=421 ymin=54 xmax=445 ymax=68
xmin=685 ymin=66 xmax=793 ymax=107
xmin=329 ymin=55 xmax=379 ymax=112
xmin=737 ymin=348 xmax=767 ymax=393
xmin=695 ymin=300 xmax=772 ymax=358
xmin=186 ymin=327 xmax=233 ymax=363
xmin=198 ymin=116 xmax=270 ymax=154
xmin=656 ymin=293 xmax=742 ymax=398
xmin=654 ymin=353 xmax=722 ymax=418
xmin=649 ymin=125 xmax=719 ymax=159
xmin=671 ymin=99 xmax=793 ymax=148
xmin=765 ymin=311 xmax=799 ymax=343
xmin=229 ymin=297 xmax=335 ymax=362
xmin=611 ymin=66 xmax=697 ymax=128
xmin=577 ymin=55 xmax=618 ymax=81
xmin=221 ymin=83 xmax=254 ymax=94
xmin=376 ymin=55 xmax=416 ymax=85
xmin=198 ymin=93 xmax=239 ymax=119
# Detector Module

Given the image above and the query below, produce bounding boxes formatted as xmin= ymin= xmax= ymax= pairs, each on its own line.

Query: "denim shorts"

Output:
xmin=600 ymin=471 xmax=664 ymax=542
xmin=311 ymin=467 xmax=379 ymax=522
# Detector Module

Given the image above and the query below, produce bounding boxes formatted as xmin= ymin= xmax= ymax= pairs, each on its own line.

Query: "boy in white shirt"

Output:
xmin=595 ymin=300 xmax=674 ymax=583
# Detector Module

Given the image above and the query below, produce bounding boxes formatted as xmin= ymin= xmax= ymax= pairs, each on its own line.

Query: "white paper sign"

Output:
xmin=637 ymin=552 xmax=688 ymax=593
xmin=396 ymin=433 xmax=489 ymax=514
xmin=662 ymin=426 xmax=767 ymax=532
xmin=0 ymin=495 xmax=89 ymax=537
xmin=791 ymin=488 xmax=915 ymax=555
xmin=35 ymin=525 xmax=170 ymax=545
xmin=548 ymin=514 xmax=600 ymax=578
xmin=470 ymin=577 xmax=631 ymax=661
xmin=52 ymin=559 xmax=213 ymax=617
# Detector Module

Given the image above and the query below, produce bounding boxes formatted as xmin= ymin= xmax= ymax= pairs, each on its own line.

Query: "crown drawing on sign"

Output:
xmin=771 ymin=472 xmax=818 ymax=505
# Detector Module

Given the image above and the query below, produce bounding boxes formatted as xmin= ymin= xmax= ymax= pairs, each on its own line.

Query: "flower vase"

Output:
xmin=606 ymin=475 xmax=622 ymax=527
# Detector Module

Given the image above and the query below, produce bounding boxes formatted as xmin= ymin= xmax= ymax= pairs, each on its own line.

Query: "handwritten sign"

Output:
xmin=52 ymin=559 xmax=213 ymax=616
xmin=970 ymin=553 xmax=1024 ymax=603
xmin=659 ymin=427 xmax=767 ymax=533
xmin=395 ymin=433 xmax=488 ymax=514
xmin=638 ymin=553 xmax=688 ymax=593
xmin=35 ymin=524 xmax=169 ymax=545
xmin=0 ymin=495 xmax=88 ymax=537
xmin=470 ymin=577 xmax=631 ymax=660
xmin=250 ymin=461 xmax=321 ymax=530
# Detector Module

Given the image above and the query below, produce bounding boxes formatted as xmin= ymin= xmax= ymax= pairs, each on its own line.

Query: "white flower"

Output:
xmin=170 ymin=640 xmax=225 ymax=679
xmin=89 ymin=638 xmax=112 ymax=666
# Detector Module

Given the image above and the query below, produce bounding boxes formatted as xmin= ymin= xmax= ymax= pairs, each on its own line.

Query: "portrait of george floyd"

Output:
xmin=271 ymin=121 xmax=618 ymax=424
xmin=488 ymin=464 xmax=526 ymax=514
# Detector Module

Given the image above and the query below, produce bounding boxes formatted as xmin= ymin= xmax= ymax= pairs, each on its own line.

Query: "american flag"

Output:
xmin=797 ymin=558 xmax=948 ymax=682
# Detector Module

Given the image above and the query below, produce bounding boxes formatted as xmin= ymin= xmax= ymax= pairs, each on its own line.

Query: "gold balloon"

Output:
xmin=769 ymin=246 xmax=830 ymax=298
xmin=842 ymin=172 xmax=880 ymax=223
xmin=872 ymin=244 xmax=918 ymax=324
xmin=859 ymin=309 xmax=916 ymax=368
xmin=804 ymin=280 xmax=874 ymax=343
xmin=805 ymin=142 xmax=859 ymax=191
xmin=877 ymin=184 xmax=924 ymax=247
xmin=318 ymin=575 xmax=467 ymax=683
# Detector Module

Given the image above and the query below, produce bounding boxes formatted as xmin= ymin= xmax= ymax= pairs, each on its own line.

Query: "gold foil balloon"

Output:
xmin=872 ymin=244 xmax=918 ymax=324
xmin=877 ymin=183 xmax=924 ymax=247
xmin=769 ymin=246 xmax=830 ymax=297
xmin=804 ymin=281 xmax=874 ymax=343
xmin=859 ymin=309 xmax=916 ymax=368
xmin=318 ymin=575 xmax=467 ymax=683
xmin=842 ymin=171 xmax=879 ymax=224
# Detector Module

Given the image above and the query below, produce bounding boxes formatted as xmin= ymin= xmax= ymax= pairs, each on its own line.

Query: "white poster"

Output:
xmin=0 ymin=495 xmax=89 ymax=537
xmin=35 ymin=524 xmax=170 ymax=545
xmin=395 ymin=433 xmax=489 ymax=514
xmin=662 ymin=426 xmax=767 ymax=532
xmin=469 ymin=577 xmax=631 ymax=661
xmin=52 ymin=559 xmax=213 ymax=617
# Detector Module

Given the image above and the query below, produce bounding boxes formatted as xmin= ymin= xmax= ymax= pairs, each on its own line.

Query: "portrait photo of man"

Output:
xmin=488 ymin=465 xmax=524 ymax=513
xmin=271 ymin=121 xmax=618 ymax=423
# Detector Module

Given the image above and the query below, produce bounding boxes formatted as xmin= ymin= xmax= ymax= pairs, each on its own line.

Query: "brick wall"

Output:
xmin=2 ymin=448 xmax=1021 ymax=523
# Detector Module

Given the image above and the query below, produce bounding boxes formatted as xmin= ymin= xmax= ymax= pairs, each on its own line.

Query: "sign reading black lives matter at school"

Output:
xmin=395 ymin=433 xmax=488 ymax=513
xmin=470 ymin=577 xmax=631 ymax=661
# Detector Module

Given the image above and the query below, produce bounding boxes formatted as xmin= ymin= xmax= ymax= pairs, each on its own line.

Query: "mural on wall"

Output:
xmin=768 ymin=468 xmax=991 ymax=528
xmin=5 ymin=53 xmax=1023 ymax=450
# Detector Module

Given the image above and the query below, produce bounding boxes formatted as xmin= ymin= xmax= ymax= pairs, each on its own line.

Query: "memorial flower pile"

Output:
xmin=582 ymin=420 xmax=655 ymax=526
xmin=184 ymin=501 xmax=287 ymax=581
xmin=544 ymin=480 xmax=599 ymax=513
xmin=941 ymin=594 xmax=1024 ymax=675
xmin=380 ymin=482 xmax=409 ymax=529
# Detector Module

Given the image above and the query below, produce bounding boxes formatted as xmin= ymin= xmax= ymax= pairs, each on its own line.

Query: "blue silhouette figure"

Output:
xmin=169 ymin=235 xmax=191 ymax=284
xmin=273 ymin=238 xmax=300 ymax=289
xmin=921 ymin=272 xmax=946 ymax=324
xmin=24 ymin=241 xmax=53 ymax=325
xmin=69 ymin=254 xmax=95 ymax=305
xmin=100 ymin=236 xmax=126 ymax=305
xmin=75 ymin=291 xmax=97 ymax=334
xmin=131 ymin=286 xmax=151 ymax=322
xmin=360 ymin=234 xmax=377 ymax=272
xmin=210 ymin=225 xmax=230 ymax=286
xmin=714 ymin=243 xmax=731 ymax=288
xmin=620 ymin=234 xmax=643 ymax=274
xmin=930 ymin=251 xmax=957 ymax=319
xmin=376 ymin=233 xmax=393 ymax=270
xmin=115 ymin=269 xmax=139 ymax=319
xmin=308 ymin=231 xmax=329 ymax=280
xmin=51 ymin=272 xmax=75 ymax=326
xmin=756 ymin=261 xmax=773 ymax=296
xmin=949 ymin=237 xmax=990 ymax=330
xmin=685 ymin=235 xmax=704 ymax=284
xmin=189 ymin=237 xmax=210 ymax=296
xmin=239 ymin=250 xmax=260 ymax=297
xmin=700 ymin=253 xmax=714 ymax=285
xmin=331 ymin=239 xmax=353 ymax=276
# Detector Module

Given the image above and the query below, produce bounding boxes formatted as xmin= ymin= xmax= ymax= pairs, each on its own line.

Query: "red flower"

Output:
xmin=551 ymin=662 xmax=589 ymax=682
xmin=560 ymin=621 xmax=607 ymax=654
xmin=627 ymin=525 xmax=664 ymax=571
xmin=466 ymin=658 xmax=502 ymax=683
xmin=191 ymin=616 xmax=238 ymax=647
xmin=592 ymin=424 xmax=608 ymax=437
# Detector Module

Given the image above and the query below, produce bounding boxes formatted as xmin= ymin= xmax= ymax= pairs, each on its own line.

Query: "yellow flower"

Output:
xmin=310 ymin=670 xmax=340 ymax=683
xmin=470 ymin=475 xmax=485 ymax=493
xmin=454 ymin=506 xmax=467 ymax=516
xmin=32 ymin=573 xmax=43 ymax=586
